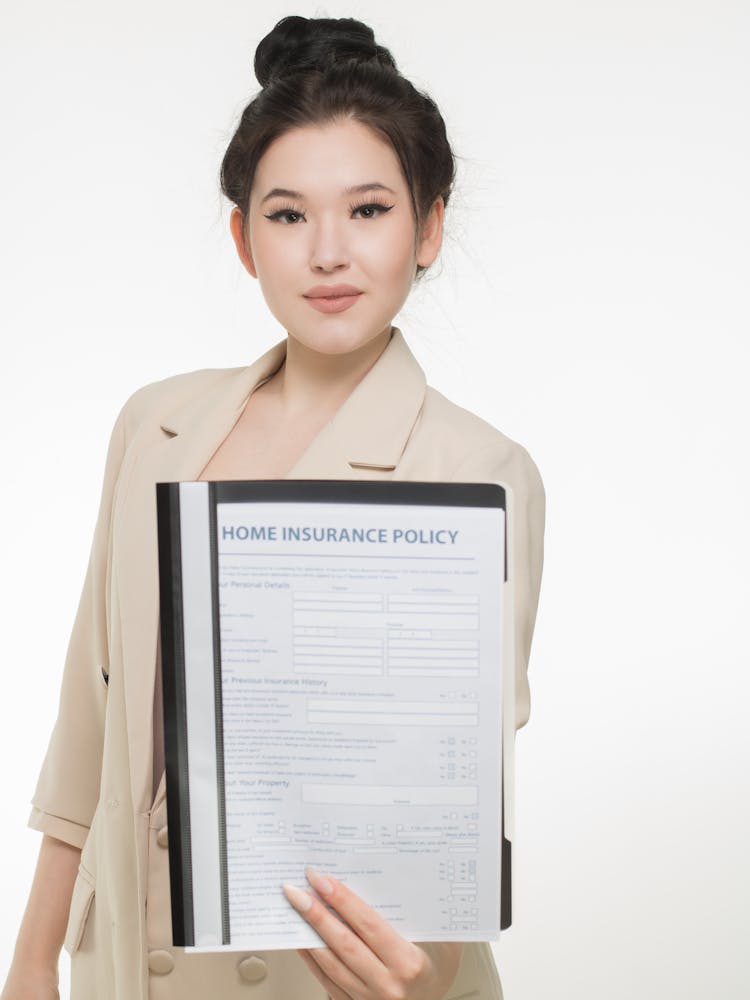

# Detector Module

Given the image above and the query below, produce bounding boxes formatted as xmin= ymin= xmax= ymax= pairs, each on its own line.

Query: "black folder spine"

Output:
xmin=156 ymin=482 xmax=195 ymax=947
xmin=501 ymin=782 xmax=512 ymax=929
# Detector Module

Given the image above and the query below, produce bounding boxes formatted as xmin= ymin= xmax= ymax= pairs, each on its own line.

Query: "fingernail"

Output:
xmin=282 ymin=883 xmax=313 ymax=912
xmin=304 ymin=866 xmax=333 ymax=897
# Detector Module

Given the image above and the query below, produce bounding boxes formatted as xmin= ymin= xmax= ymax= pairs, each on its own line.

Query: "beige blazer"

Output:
xmin=27 ymin=327 xmax=545 ymax=1000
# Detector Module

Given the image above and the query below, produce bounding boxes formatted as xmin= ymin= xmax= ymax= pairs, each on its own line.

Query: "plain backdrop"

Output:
xmin=1 ymin=1 xmax=748 ymax=998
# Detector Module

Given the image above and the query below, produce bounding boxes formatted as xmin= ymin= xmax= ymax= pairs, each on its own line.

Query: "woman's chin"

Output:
xmin=284 ymin=323 xmax=393 ymax=358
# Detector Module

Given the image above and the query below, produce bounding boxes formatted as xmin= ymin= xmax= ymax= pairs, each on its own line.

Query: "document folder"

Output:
xmin=156 ymin=479 xmax=512 ymax=951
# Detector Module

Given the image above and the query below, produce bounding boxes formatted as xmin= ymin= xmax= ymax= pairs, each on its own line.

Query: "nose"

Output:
xmin=309 ymin=215 xmax=350 ymax=272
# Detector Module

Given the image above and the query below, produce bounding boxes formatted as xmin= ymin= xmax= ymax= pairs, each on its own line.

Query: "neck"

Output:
xmin=269 ymin=325 xmax=394 ymax=419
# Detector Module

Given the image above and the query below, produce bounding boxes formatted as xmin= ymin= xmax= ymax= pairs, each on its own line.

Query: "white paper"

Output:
xmin=182 ymin=492 xmax=505 ymax=951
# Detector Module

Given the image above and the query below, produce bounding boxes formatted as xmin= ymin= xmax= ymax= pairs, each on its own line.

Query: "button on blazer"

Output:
xmin=27 ymin=327 xmax=545 ymax=1000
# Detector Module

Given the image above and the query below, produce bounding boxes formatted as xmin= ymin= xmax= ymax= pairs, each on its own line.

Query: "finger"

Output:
xmin=304 ymin=867 xmax=423 ymax=974
xmin=283 ymin=883 xmax=375 ymax=992
xmin=297 ymin=947 xmax=355 ymax=1000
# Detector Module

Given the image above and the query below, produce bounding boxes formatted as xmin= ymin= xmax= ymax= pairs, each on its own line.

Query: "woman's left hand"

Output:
xmin=282 ymin=867 xmax=463 ymax=1000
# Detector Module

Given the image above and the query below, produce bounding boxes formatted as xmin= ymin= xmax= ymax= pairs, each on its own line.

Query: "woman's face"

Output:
xmin=231 ymin=118 xmax=443 ymax=357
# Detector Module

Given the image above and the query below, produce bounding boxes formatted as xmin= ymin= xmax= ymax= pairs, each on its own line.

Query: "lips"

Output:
xmin=304 ymin=291 xmax=362 ymax=314
xmin=304 ymin=284 xmax=363 ymax=299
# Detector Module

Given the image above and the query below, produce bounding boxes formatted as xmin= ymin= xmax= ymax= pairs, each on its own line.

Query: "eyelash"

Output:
xmin=263 ymin=200 xmax=394 ymax=224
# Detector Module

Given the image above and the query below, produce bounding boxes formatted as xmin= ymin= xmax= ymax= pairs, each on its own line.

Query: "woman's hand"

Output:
xmin=282 ymin=867 xmax=463 ymax=1000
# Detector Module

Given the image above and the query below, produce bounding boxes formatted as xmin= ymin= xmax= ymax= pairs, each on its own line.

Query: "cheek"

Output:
xmin=251 ymin=228 xmax=295 ymax=282
xmin=359 ymin=223 xmax=416 ymax=281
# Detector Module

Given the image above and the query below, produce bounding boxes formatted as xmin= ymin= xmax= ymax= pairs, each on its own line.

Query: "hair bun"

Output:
xmin=254 ymin=15 xmax=397 ymax=88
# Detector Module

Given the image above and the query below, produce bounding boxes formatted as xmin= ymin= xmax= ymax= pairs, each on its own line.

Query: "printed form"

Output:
xmin=181 ymin=493 xmax=506 ymax=951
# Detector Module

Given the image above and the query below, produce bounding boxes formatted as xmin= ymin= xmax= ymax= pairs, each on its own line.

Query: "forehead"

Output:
xmin=254 ymin=119 xmax=404 ymax=194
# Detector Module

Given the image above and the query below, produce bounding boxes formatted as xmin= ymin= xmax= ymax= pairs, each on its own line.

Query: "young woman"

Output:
xmin=1 ymin=15 xmax=545 ymax=1000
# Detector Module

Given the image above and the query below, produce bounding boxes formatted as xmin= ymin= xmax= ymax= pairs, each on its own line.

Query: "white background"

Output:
xmin=1 ymin=1 xmax=748 ymax=997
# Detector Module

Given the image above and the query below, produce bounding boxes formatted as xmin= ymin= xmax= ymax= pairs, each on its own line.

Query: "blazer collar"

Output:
xmin=158 ymin=325 xmax=426 ymax=472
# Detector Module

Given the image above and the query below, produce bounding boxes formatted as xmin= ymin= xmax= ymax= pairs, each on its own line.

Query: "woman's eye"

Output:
xmin=351 ymin=201 xmax=394 ymax=219
xmin=264 ymin=207 xmax=305 ymax=224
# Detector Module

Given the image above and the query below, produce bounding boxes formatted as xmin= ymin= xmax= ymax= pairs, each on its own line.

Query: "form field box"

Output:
xmin=388 ymin=639 xmax=479 ymax=651
xmin=294 ymin=637 xmax=384 ymax=648
xmin=301 ymin=784 xmax=479 ymax=806
xmin=295 ymin=664 xmax=382 ymax=676
xmin=306 ymin=698 xmax=479 ymax=727
xmin=307 ymin=698 xmax=478 ymax=715
xmin=389 ymin=668 xmax=479 ymax=678
xmin=388 ymin=657 xmax=478 ymax=668
xmin=294 ymin=611 xmax=479 ymax=630
xmin=388 ymin=603 xmax=479 ymax=615
xmin=295 ymin=654 xmax=384 ymax=665
xmin=389 ymin=594 xmax=479 ymax=606
xmin=309 ymin=711 xmax=477 ymax=726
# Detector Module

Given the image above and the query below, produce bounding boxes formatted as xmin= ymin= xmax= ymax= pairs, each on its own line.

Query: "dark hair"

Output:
xmin=220 ymin=15 xmax=456 ymax=281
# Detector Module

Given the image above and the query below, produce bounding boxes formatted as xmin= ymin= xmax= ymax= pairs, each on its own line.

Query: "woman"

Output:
xmin=1 ymin=15 xmax=545 ymax=1000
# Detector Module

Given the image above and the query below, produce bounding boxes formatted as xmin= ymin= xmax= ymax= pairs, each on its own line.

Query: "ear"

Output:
xmin=416 ymin=196 xmax=445 ymax=268
xmin=229 ymin=207 xmax=258 ymax=278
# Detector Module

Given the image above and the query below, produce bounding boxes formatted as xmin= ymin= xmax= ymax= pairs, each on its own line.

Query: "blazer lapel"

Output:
xmin=283 ymin=326 xmax=426 ymax=477
xmin=115 ymin=327 xmax=427 ymax=812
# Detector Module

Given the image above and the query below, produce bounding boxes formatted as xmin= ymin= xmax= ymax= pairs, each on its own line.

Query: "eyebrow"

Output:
xmin=260 ymin=182 xmax=396 ymax=205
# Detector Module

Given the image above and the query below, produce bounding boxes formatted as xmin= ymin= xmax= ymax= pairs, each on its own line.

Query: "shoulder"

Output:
xmin=417 ymin=385 xmax=545 ymax=499
xmin=114 ymin=366 xmax=244 ymax=439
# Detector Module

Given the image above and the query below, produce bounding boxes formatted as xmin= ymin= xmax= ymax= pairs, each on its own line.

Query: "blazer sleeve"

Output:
xmin=449 ymin=440 xmax=546 ymax=730
xmin=26 ymin=400 xmax=130 ymax=848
